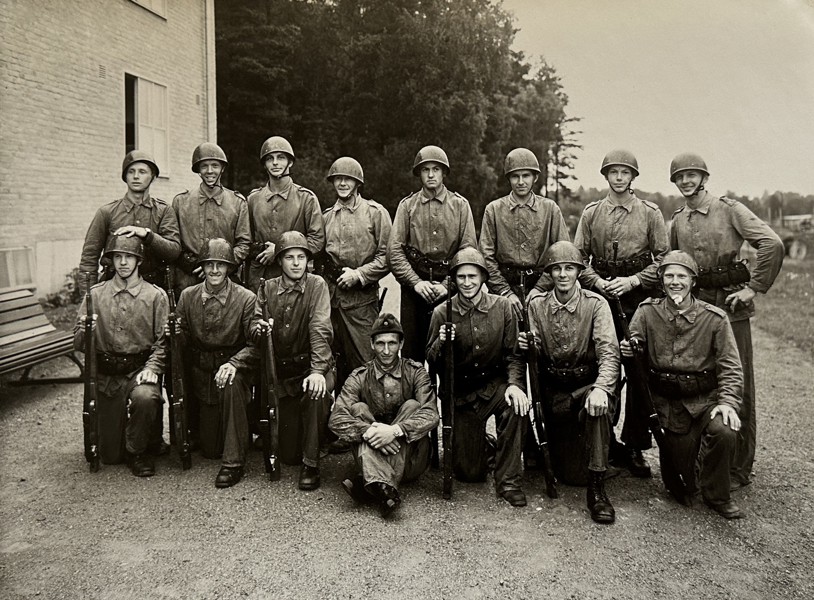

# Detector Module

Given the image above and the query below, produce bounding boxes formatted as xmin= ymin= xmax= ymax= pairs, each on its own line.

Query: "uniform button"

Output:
xmin=433 ymin=231 xmax=438 ymax=235
xmin=475 ymin=345 xmax=480 ymax=350
xmin=474 ymin=362 xmax=479 ymax=367
xmin=386 ymin=393 xmax=391 ymax=397
xmin=433 ymin=246 xmax=438 ymax=251
xmin=286 ymin=324 xmax=290 ymax=328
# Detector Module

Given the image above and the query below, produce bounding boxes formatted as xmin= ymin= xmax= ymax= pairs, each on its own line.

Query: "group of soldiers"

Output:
xmin=74 ymin=137 xmax=784 ymax=521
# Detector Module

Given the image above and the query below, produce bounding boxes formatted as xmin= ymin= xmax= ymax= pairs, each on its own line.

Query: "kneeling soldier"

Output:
xmin=171 ymin=239 xmax=257 ymax=488
xmin=621 ymin=250 xmax=744 ymax=519
xmin=518 ymin=241 xmax=621 ymax=523
xmin=427 ymin=248 xmax=530 ymax=507
xmin=329 ymin=314 xmax=439 ymax=516
xmin=252 ymin=231 xmax=335 ymax=490
xmin=75 ymin=235 xmax=169 ymax=477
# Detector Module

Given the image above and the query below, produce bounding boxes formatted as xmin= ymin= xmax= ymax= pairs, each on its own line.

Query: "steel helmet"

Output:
xmin=541 ymin=241 xmax=585 ymax=273
xmin=504 ymin=148 xmax=541 ymax=176
xmin=450 ymin=247 xmax=489 ymax=280
xmin=192 ymin=143 xmax=228 ymax=173
xmin=412 ymin=145 xmax=450 ymax=175
xmin=196 ymin=238 xmax=237 ymax=267
xmin=326 ymin=157 xmax=364 ymax=184
xmin=121 ymin=150 xmax=159 ymax=181
xmin=272 ymin=230 xmax=311 ymax=263
xmin=260 ymin=136 xmax=295 ymax=163
xmin=370 ymin=312 xmax=404 ymax=340
xmin=658 ymin=250 xmax=699 ymax=277
xmin=600 ymin=149 xmax=639 ymax=177
xmin=104 ymin=234 xmax=145 ymax=260
xmin=669 ymin=153 xmax=709 ymax=182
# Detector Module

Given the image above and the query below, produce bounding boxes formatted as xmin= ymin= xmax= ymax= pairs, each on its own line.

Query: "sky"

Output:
xmin=502 ymin=0 xmax=814 ymax=197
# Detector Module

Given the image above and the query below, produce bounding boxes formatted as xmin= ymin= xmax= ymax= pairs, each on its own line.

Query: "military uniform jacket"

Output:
xmin=388 ymin=185 xmax=477 ymax=287
xmin=629 ymin=296 xmax=743 ymax=434
xmin=670 ymin=191 xmax=784 ymax=322
xmin=329 ymin=357 xmax=440 ymax=443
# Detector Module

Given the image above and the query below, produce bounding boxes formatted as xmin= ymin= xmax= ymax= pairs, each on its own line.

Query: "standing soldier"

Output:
xmin=621 ymin=251 xmax=745 ymax=519
xmin=171 ymin=143 xmax=251 ymax=296
xmin=171 ymin=239 xmax=257 ymax=489
xmin=246 ymin=136 xmax=325 ymax=292
xmin=518 ymin=241 xmax=621 ymax=524
xmin=574 ymin=150 xmax=669 ymax=477
xmin=388 ymin=145 xmax=477 ymax=363
xmin=329 ymin=313 xmax=439 ymax=517
xmin=74 ymin=235 xmax=169 ymax=477
xmin=251 ymin=231 xmax=335 ymax=490
xmin=79 ymin=151 xmax=181 ymax=289
xmin=317 ymin=157 xmax=392 ymax=392
xmin=668 ymin=153 xmax=784 ymax=489
xmin=426 ymin=248 xmax=530 ymax=507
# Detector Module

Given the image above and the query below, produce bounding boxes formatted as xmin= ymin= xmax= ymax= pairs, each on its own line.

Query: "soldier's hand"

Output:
xmin=193 ymin=266 xmax=205 ymax=280
xmin=256 ymin=242 xmax=276 ymax=266
xmin=434 ymin=282 xmax=448 ymax=301
xmin=414 ymin=280 xmax=437 ymax=303
xmin=136 ymin=368 xmax=159 ymax=386
xmin=507 ymin=293 xmax=523 ymax=320
xmin=79 ymin=314 xmax=98 ymax=332
xmin=379 ymin=440 xmax=401 ymax=455
xmin=163 ymin=317 xmax=182 ymax=337
xmin=215 ymin=363 xmax=237 ymax=389
xmin=711 ymin=404 xmax=741 ymax=431
xmin=593 ymin=279 xmax=609 ymax=294
xmin=251 ymin=319 xmax=272 ymax=342
xmin=364 ymin=423 xmax=400 ymax=450
xmin=725 ymin=287 xmax=756 ymax=312
xmin=302 ymin=372 xmax=327 ymax=399
xmin=620 ymin=339 xmax=634 ymax=358
xmin=336 ymin=267 xmax=360 ymax=289
xmin=585 ymin=387 xmax=609 ymax=417
xmin=114 ymin=225 xmax=150 ymax=239
xmin=505 ymin=384 xmax=531 ymax=416
xmin=438 ymin=323 xmax=456 ymax=343
xmin=605 ymin=276 xmax=636 ymax=297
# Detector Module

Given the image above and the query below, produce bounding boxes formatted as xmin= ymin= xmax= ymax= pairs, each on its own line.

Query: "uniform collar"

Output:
xmin=122 ymin=193 xmax=153 ymax=212
xmin=685 ymin=191 xmax=712 ymax=215
xmin=420 ymin=185 xmax=448 ymax=204
xmin=454 ymin=288 xmax=494 ymax=315
xmin=332 ymin=194 xmax=361 ymax=213
xmin=549 ymin=284 xmax=581 ymax=314
xmin=277 ymin=275 xmax=305 ymax=295
xmin=202 ymin=279 xmax=230 ymax=305
xmin=199 ymin=184 xmax=224 ymax=205
xmin=605 ymin=193 xmax=635 ymax=212
xmin=665 ymin=296 xmax=698 ymax=324
xmin=111 ymin=275 xmax=144 ymax=297
xmin=372 ymin=357 xmax=403 ymax=380
xmin=508 ymin=193 xmax=538 ymax=211
xmin=265 ymin=177 xmax=293 ymax=201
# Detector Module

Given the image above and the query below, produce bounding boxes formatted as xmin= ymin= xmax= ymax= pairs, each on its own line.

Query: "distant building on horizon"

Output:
xmin=0 ymin=0 xmax=217 ymax=294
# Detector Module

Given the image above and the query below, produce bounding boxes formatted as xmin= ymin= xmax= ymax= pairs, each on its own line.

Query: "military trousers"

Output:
xmin=278 ymin=371 xmax=336 ymax=468
xmin=332 ymin=300 xmax=377 ymax=392
xmin=96 ymin=373 xmax=162 ymax=464
xmin=730 ymin=319 xmax=755 ymax=486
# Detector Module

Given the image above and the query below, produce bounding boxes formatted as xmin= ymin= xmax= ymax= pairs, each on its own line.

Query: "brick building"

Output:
xmin=0 ymin=0 xmax=217 ymax=294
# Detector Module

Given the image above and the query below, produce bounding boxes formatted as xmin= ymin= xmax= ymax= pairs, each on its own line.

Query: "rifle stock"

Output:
xmin=258 ymin=279 xmax=281 ymax=481
xmin=442 ymin=275 xmax=454 ymax=500
xmin=82 ymin=278 xmax=100 ymax=473
xmin=520 ymin=270 xmax=557 ymax=499
xmin=166 ymin=268 xmax=192 ymax=470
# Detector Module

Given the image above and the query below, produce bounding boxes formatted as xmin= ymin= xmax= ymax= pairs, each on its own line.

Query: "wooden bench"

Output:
xmin=0 ymin=289 xmax=83 ymax=385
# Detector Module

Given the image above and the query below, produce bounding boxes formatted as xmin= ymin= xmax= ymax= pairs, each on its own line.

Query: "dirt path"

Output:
xmin=1 ymin=313 xmax=812 ymax=599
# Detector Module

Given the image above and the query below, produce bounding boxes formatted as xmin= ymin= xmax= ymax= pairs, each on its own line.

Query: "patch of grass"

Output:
xmin=753 ymin=259 xmax=814 ymax=358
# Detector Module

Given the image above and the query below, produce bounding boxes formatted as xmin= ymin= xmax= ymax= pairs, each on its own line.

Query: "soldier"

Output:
xmin=171 ymin=143 xmax=251 ymax=296
xmin=621 ymin=251 xmax=745 ymax=519
xmin=317 ymin=157 xmax=392 ymax=391
xmin=79 ymin=150 xmax=181 ymax=289
xmin=74 ymin=235 xmax=169 ymax=477
xmin=388 ymin=145 xmax=477 ymax=363
xmin=574 ymin=149 xmax=670 ymax=478
xmin=426 ymin=248 xmax=530 ymax=507
xmin=246 ymin=136 xmax=325 ymax=291
xmin=251 ymin=231 xmax=335 ymax=490
xmin=170 ymin=239 xmax=257 ymax=489
xmin=517 ymin=241 xmax=621 ymax=524
xmin=329 ymin=313 xmax=439 ymax=516
xmin=668 ymin=153 xmax=784 ymax=489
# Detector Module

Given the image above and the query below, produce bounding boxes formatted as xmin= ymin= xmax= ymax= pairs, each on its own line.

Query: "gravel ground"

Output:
xmin=1 ymin=286 xmax=813 ymax=599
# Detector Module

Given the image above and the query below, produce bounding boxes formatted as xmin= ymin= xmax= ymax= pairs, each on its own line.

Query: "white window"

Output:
xmin=125 ymin=74 xmax=169 ymax=176
xmin=0 ymin=247 xmax=35 ymax=292
xmin=130 ymin=0 xmax=167 ymax=18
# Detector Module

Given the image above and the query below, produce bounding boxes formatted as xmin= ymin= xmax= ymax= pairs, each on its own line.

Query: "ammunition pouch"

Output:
xmin=543 ymin=363 xmax=599 ymax=391
xmin=593 ymin=252 xmax=652 ymax=279
xmin=187 ymin=343 xmax=243 ymax=372
xmin=649 ymin=368 xmax=717 ymax=398
xmin=177 ymin=251 xmax=199 ymax=275
xmin=696 ymin=261 xmax=750 ymax=289
xmin=313 ymin=252 xmax=344 ymax=283
xmin=96 ymin=350 xmax=152 ymax=376
xmin=403 ymin=244 xmax=450 ymax=281
xmin=498 ymin=264 xmax=545 ymax=292
xmin=276 ymin=352 xmax=310 ymax=381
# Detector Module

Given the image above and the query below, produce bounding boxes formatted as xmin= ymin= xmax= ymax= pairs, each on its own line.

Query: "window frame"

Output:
xmin=124 ymin=72 xmax=170 ymax=178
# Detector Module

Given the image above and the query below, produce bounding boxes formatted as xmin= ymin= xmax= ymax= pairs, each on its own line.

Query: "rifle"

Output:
xmin=441 ymin=275 xmax=455 ymax=500
xmin=519 ymin=270 xmax=557 ymax=499
xmin=609 ymin=290 xmax=691 ymax=505
xmin=82 ymin=278 xmax=100 ymax=473
xmin=377 ymin=287 xmax=388 ymax=312
xmin=166 ymin=268 xmax=191 ymax=470
xmin=257 ymin=278 xmax=281 ymax=481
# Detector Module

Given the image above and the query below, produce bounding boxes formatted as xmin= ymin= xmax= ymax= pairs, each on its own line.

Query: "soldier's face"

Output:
xmin=280 ymin=249 xmax=308 ymax=281
xmin=420 ymin=163 xmax=444 ymax=191
xmin=203 ymin=260 xmax=228 ymax=288
xmin=198 ymin=160 xmax=224 ymax=187
xmin=455 ymin=265 xmax=485 ymax=300
xmin=264 ymin=152 xmax=292 ymax=178
xmin=112 ymin=252 xmax=139 ymax=280
xmin=125 ymin=163 xmax=154 ymax=193
xmin=332 ymin=176 xmax=358 ymax=200
xmin=371 ymin=333 xmax=403 ymax=367
xmin=508 ymin=170 xmax=537 ymax=197
xmin=606 ymin=166 xmax=634 ymax=194
xmin=674 ymin=170 xmax=707 ymax=197
xmin=662 ymin=264 xmax=694 ymax=303
xmin=550 ymin=264 xmax=579 ymax=295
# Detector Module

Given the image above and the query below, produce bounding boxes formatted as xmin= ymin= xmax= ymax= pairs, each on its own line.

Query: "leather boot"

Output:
xmin=342 ymin=476 xmax=374 ymax=504
xmin=628 ymin=449 xmax=652 ymax=478
xmin=371 ymin=483 xmax=401 ymax=517
xmin=587 ymin=470 xmax=615 ymax=524
xmin=215 ymin=466 xmax=244 ymax=489
xmin=129 ymin=453 xmax=155 ymax=478
xmin=298 ymin=465 xmax=321 ymax=490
